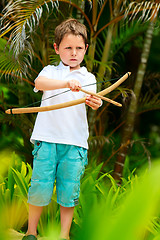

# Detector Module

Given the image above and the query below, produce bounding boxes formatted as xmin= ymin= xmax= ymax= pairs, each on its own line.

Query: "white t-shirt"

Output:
xmin=30 ymin=62 xmax=97 ymax=149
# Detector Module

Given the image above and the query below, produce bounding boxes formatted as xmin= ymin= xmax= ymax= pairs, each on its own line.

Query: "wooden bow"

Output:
xmin=5 ymin=72 xmax=131 ymax=114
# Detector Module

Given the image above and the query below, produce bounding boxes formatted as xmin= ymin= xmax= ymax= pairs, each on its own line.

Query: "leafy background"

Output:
xmin=0 ymin=0 xmax=160 ymax=239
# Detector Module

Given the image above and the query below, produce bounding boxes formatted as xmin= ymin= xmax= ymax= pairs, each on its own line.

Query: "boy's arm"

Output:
xmin=35 ymin=76 xmax=101 ymax=109
xmin=35 ymin=76 xmax=81 ymax=92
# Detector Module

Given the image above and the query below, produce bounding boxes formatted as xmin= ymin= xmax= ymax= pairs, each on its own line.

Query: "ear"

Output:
xmin=85 ymin=44 xmax=88 ymax=53
xmin=54 ymin=43 xmax=59 ymax=54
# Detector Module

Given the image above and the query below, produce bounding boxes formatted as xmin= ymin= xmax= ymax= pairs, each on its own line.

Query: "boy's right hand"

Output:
xmin=67 ymin=80 xmax=81 ymax=92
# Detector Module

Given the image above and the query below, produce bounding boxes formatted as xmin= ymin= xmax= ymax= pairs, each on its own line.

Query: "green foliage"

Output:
xmin=0 ymin=38 xmax=32 ymax=79
xmin=0 ymin=2 xmax=160 ymax=238
xmin=1 ymin=153 xmax=160 ymax=240
xmin=0 ymin=152 xmax=30 ymax=232
xmin=72 ymin=162 xmax=160 ymax=240
xmin=111 ymin=21 xmax=147 ymax=60
xmin=38 ymin=199 xmax=60 ymax=237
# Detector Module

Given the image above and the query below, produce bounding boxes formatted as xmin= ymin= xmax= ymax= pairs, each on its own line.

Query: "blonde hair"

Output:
xmin=55 ymin=18 xmax=88 ymax=47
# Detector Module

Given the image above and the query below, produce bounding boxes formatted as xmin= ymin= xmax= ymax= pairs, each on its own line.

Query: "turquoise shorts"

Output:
xmin=28 ymin=141 xmax=88 ymax=207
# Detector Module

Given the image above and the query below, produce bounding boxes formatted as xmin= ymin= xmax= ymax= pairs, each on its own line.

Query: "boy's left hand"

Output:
xmin=85 ymin=95 xmax=102 ymax=110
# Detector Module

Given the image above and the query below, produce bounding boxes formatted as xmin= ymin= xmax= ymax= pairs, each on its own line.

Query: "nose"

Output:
xmin=71 ymin=48 xmax=77 ymax=56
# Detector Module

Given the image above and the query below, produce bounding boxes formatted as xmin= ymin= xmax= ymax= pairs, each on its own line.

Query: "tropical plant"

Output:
xmin=38 ymin=161 xmax=159 ymax=240
xmin=74 ymin=162 xmax=160 ymax=240
xmin=114 ymin=10 xmax=160 ymax=181
xmin=1 ymin=150 xmax=160 ymax=240
xmin=0 ymin=151 xmax=30 ymax=234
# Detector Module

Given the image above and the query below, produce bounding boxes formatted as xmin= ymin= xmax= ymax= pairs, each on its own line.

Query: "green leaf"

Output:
xmin=11 ymin=168 xmax=28 ymax=198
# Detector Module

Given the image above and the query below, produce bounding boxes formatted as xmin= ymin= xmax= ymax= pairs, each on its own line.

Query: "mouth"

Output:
xmin=70 ymin=59 xmax=77 ymax=61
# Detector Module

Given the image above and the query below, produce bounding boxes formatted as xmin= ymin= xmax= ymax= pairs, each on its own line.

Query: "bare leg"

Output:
xmin=60 ymin=206 xmax=74 ymax=239
xmin=26 ymin=204 xmax=43 ymax=236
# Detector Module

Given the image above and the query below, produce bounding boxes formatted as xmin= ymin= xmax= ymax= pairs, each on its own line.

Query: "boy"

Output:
xmin=23 ymin=18 xmax=101 ymax=240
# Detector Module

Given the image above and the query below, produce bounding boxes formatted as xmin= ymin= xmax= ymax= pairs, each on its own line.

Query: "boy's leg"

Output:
xmin=60 ymin=206 xmax=74 ymax=239
xmin=57 ymin=145 xmax=88 ymax=239
xmin=26 ymin=204 xmax=43 ymax=236
xmin=26 ymin=142 xmax=58 ymax=236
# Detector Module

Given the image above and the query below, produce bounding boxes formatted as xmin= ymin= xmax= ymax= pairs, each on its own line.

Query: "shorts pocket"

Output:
xmin=32 ymin=141 xmax=42 ymax=156
xmin=76 ymin=147 xmax=88 ymax=166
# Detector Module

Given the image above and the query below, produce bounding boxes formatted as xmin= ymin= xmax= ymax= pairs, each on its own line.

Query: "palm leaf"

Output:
xmin=1 ymin=0 xmax=57 ymax=54
xmin=0 ymin=38 xmax=32 ymax=78
xmin=111 ymin=20 xmax=147 ymax=59
xmin=138 ymin=92 xmax=160 ymax=113
xmin=137 ymin=72 xmax=160 ymax=113
xmin=88 ymin=135 xmax=112 ymax=149
xmin=125 ymin=1 xmax=160 ymax=22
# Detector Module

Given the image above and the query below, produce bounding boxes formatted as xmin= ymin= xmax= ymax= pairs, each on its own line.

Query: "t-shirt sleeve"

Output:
xmin=84 ymin=73 xmax=97 ymax=93
xmin=33 ymin=65 xmax=53 ymax=92
xmin=37 ymin=65 xmax=53 ymax=79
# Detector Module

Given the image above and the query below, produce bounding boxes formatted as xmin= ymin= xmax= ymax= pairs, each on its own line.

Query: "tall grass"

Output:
xmin=1 ymin=152 xmax=160 ymax=240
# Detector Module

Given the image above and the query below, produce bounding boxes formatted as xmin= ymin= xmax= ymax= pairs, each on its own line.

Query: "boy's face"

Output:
xmin=54 ymin=33 xmax=88 ymax=71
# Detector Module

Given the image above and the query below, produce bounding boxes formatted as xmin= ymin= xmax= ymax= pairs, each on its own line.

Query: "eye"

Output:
xmin=77 ymin=47 xmax=83 ymax=50
xmin=65 ymin=47 xmax=71 ymax=49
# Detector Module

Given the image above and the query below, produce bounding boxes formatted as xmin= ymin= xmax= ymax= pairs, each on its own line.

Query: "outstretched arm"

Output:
xmin=35 ymin=76 xmax=81 ymax=92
